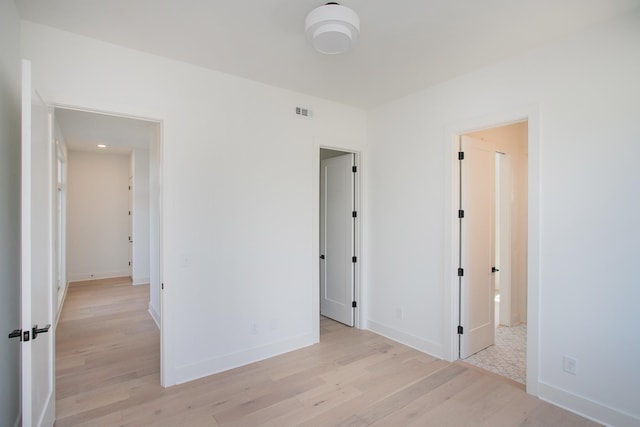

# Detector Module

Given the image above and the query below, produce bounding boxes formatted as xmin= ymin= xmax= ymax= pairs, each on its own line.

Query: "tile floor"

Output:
xmin=463 ymin=323 xmax=527 ymax=384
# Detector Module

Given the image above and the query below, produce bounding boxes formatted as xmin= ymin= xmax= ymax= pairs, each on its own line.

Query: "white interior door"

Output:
xmin=460 ymin=135 xmax=496 ymax=359
xmin=320 ymin=153 xmax=355 ymax=326
xmin=128 ymin=176 xmax=133 ymax=277
xmin=496 ymin=152 xmax=513 ymax=326
xmin=21 ymin=59 xmax=56 ymax=426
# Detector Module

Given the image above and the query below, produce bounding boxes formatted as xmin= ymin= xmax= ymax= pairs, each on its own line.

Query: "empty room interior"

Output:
xmin=1 ymin=1 xmax=639 ymax=426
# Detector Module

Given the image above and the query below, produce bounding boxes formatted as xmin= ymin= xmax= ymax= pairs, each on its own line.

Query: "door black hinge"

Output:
xmin=352 ymin=301 xmax=357 ymax=308
xmin=128 ymin=185 xmax=131 ymax=190
xmin=352 ymin=256 xmax=357 ymax=263
xmin=458 ymin=152 xmax=464 ymax=160
xmin=128 ymin=261 xmax=131 ymax=266
xmin=128 ymin=210 xmax=131 ymax=215
xmin=352 ymin=211 xmax=357 ymax=218
xmin=458 ymin=210 xmax=464 ymax=218
xmin=161 ymin=283 xmax=164 ymax=290
xmin=457 ymin=325 xmax=464 ymax=334
xmin=457 ymin=268 xmax=464 ymax=277
xmin=352 ymin=165 xmax=357 ymax=173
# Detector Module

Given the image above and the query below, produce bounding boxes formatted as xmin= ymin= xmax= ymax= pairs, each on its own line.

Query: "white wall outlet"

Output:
xmin=563 ymin=355 xmax=577 ymax=375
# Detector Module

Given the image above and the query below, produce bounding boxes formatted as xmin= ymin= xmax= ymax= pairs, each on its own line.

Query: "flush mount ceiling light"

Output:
xmin=305 ymin=2 xmax=360 ymax=54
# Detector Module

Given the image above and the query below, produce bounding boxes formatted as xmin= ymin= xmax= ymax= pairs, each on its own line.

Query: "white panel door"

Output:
xmin=128 ymin=176 xmax=133 ymax=277
xmin=320 ymin=154 xmax=354 ymax=326
xmin=21 ymin=59 xmax=55 ymax=427
xmin=460 ymin=135 xmax=496 ymax=359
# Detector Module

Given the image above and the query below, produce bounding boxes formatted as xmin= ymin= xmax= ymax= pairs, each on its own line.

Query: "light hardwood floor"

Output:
xmin=56 ymin=278 xmax=601 ymax=426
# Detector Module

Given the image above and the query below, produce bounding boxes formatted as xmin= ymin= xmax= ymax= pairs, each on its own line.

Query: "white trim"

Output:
xmin=12 ymin=412 xmax=20 ymax=427
xmin=443 ymin=104 xmax=541 ymax=397
xmin=132 ymin=276 xmax=151 ymax=286
xmin=367 ymin=320 xmax=443 ymax=357
xmin=173 ymin=333 xmax=315 ymax=385
xmin=55 ymin=280 xmax=69 ymax=326
xmin=67 ymin=271 xmax=131 ymax=282
xmin=538 ymin=382 xmax=640 ymax=427
xmin=148 ymin=302 xmax=160 ymax=329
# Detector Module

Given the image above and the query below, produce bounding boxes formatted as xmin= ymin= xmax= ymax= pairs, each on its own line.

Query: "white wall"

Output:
xmin=130 ymin=148 xmax=150 ymax=285
xmin=21 ymin=21 xmax=367 ymax=386
xmin=66 ymin=151 xmax=130 ymax=281
xmin=366 ymin=10 xmax=640 ymax=427
xmin=0 ymin=2 xmax=22 ymax=426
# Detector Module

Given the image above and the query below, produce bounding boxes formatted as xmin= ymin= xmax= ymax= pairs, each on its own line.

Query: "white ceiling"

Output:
xmin=17 ymin=0 xmax=640 ymax=109
xmin=55 ymin=108 xmax=155 ymax=154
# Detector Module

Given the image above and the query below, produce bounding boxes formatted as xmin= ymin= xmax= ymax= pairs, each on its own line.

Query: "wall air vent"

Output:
xmin=295 ymin=106 xmax=312 ymax=118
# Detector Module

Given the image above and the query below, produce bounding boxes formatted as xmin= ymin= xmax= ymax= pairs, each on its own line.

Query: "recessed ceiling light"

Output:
xmin=97 ymin=144 xmax=107 ymax=148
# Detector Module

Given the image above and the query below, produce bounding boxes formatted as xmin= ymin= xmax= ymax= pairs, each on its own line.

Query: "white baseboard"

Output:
xmin=68 ymin=271 xmax=130 ymax=282
xmin=538 ymin=382 xmax=640 ymax=427
xmin=174 ymin=333 xmax=315 ymax=385
xmin=148 ymin=302 xmax=160 ymax=329
xmin=133 ymin=276 xmax=150 ymax=285
xmin=55 ymin=281 xmax=70 ymax=326
xmin=367 ymin=320 xmax=443 ymax=359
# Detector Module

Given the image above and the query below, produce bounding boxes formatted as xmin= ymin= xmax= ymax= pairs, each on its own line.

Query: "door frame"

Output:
xmin=443 ymin=105 xmax=540 ymax=396
xmin=313 ymin=146 xmax=362 ymax=341
xmin=49 ymin=103 xmax=167 ymax=385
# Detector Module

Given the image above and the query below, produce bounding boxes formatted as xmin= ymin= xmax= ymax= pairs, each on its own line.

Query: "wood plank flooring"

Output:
xmin=56 ymin=278 xmax=601 ymax=426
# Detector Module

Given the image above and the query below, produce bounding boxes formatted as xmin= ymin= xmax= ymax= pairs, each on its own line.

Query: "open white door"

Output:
xmin=21 ymin=59 xmax=56 ymax=427
xmin=128 ymin=176 xmax=133 ymax=277
xmin=320 ymin=153 xmax=355 ymax=326
xmin=459 ymin=135 xmax=496 ymax=359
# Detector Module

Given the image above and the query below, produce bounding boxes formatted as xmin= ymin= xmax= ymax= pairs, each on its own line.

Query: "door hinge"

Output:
xmin=352 ymin=211 xmax=357 ymax=218
xmin=128 ymin=185 xmax=131 ymax=190
xmin=457 ymin=267 xmax=464 ymax=277
xmin=457 ymin=325 xmax=464 ymax=334
xmin=352 ymin=301 xmax=357 ymax=308
xmin=352 ymin=256 xmax=357 ymax=263
xmin=458 ymin=209 xmax=464 ymax=218
xmin=458 ymin=152 xmax=464 ymax=160
xmin=161 ymin=282 xmax=164 ymax=290
xmin=128 ymin=261 xmax=131 ymax=266
xmin=352 ymin=165 xmax=357 ymax=173
xmin=8 ymin=329 xmax=22 ymax=341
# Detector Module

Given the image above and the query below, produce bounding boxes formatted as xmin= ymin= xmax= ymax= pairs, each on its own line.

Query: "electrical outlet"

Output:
xmin=563 ymin=356 xmax=577 ymax=375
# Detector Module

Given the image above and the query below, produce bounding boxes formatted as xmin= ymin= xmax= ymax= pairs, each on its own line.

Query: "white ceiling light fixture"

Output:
xmin=305 ymin=2 xmax=360 ymax=55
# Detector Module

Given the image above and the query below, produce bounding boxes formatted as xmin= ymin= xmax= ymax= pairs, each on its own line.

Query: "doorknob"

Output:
xmin=320 ymin=254 xmax=325 ymax=260
xmin=32 ymin=324 xmax=51 ymax=340
xmin=492 ymin=267 xmax=500 ymax=273
xmin=8 ymin=329 xmax=22 ymax=340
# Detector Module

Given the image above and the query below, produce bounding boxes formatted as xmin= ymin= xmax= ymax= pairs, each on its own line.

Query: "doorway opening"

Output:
xmin=456 ymin=121 xmax=528 ymax=385
xmin=53 ymin=106 xmax=163 ymax=382
xmin=319 ymin=148 xmax=360 ymax=337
